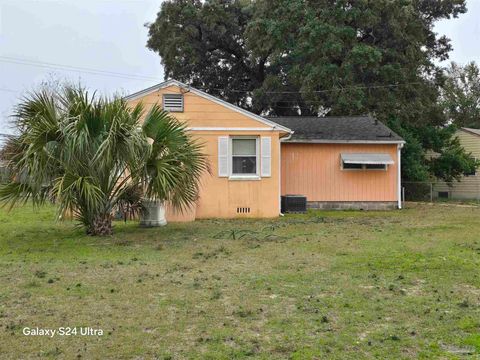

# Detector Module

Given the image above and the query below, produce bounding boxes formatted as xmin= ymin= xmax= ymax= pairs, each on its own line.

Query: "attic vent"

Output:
xmin=163 ymin=94 xmax=184 ymax=112
xmin=236 ymin=207 xmax=251 ymax=214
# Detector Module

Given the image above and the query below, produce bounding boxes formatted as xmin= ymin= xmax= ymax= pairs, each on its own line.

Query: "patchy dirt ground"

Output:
xmin=1 ymin=203 xmax=479 ymax=358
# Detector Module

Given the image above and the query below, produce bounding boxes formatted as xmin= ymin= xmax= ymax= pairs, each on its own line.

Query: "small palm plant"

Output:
xmin=0 ymin=85 xmax=208 ymax=235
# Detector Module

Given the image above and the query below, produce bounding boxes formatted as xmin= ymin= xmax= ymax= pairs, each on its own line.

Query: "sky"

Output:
xmin=0 ymin=0 xmax=164 ymax=136
xmin=0 ymin=0 xmax=480 ymax=137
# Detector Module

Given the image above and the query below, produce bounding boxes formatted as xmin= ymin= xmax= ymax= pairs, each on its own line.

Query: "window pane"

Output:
xmin=232 ymin=139 xmax=256 ymax=156
xmin=232 ymin=156 xmax=256 ymax=174
xmin=343 ymin=162 xmax=363 ymax=169
xmin=365 ymin=164 xmax=386 ymax=170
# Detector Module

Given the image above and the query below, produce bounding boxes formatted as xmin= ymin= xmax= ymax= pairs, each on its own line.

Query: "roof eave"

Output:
xmin=282 ymin=139 xmax=405 ymax=144
xmin=460 ymin=127 xmax=480 ymax=137
xmin=123 ymin=79 xmax=177 ymax=101
xmin=124 ymin=79 xmax=292 ymax=133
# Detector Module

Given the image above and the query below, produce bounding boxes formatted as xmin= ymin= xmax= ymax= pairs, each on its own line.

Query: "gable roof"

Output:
xmin=460 ymin=127 xmax=480 ymax=137
xmin=265 ymin=115 xmax=404 ymax=143
xmin=124 ymin=79 xmax=292 ymax=133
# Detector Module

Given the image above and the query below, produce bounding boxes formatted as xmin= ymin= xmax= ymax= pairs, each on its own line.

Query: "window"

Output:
xmin=342 ymin=162 xmax=363 ymax=170
xmin=218 ymin=136 xmax=269 ymax=179
xmin=163 ymin=94 xmax=183 ymax=112
xmin=342 ymin=162 xmax=386 ymax=170
xmin=365 ymin=164 xmax=387 ymax=170
xmin=231 ymin=138 xmax=257 ymax=175
xmin=438 ymin=191 xmax=449 ymax=199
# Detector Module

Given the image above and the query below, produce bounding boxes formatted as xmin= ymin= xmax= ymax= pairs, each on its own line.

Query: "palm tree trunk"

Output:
xmin=88 ymin=213 xmax=113 ymax=236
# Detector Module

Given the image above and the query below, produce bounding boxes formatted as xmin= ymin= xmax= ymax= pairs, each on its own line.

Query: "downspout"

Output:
xmin=397 ymin=143 xmax=404 ymax=209
xmin=279 ymin=131 xmax=294 ymax=215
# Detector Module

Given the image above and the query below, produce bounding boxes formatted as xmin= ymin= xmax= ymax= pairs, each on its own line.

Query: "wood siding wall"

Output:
xmin=127 ymin=85 xmax=282 ymax=220
xmin=128 ymin=85 xmax=272 ymax=129
xmin=281 ymin=143 xmax=399 ymax=202
xmin=193 ymin=132 xmax=281 ymax=218
xmin=434 ymin=130 xmax=480 ymax=200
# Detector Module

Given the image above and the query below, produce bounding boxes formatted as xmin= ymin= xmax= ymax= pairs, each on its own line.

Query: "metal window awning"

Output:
xmin=341 ymin=153 xmax=394 ymax=165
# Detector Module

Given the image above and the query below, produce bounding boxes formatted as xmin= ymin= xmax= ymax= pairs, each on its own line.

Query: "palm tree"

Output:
xmin=0 ymin=86 xmax=208 ymax=235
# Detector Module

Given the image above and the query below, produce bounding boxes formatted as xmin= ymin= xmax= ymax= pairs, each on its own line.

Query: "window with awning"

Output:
xmin=341 ymin=153 xmax=394 ymax=170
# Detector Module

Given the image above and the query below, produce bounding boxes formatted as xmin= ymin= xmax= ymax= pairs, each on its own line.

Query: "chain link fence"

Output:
xmin=403 ymin=181 xmax=480 ymax=203
xmin=402 ymin=181 xmax=435 ymax=202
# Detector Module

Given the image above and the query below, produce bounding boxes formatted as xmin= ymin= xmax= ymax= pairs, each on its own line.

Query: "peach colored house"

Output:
xmin=126 ymin=80 xmax=404 ymax=220
xmin=270 ymin=116 xmax=404 ymax=210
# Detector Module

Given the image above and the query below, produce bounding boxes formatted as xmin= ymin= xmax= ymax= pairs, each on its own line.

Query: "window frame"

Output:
xmin=229 ymin=136 xmax=260 ymax=180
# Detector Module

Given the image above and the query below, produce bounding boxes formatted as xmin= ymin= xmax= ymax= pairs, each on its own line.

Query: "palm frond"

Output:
xmin=141 ymin=105 xmax=210 ymax=212
xmin=1 ymin=84 xmax=208 ymax=234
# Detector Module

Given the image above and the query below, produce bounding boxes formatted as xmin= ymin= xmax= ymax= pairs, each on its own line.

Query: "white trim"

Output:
xmin=125 ymin=79 xmax=292 ymax=133
xmin=228 ymin=175 xmax=261 ymax=181
xmin=283 ymin=139 xmax=405 ymax=144
xmin=256 ymin=137 xmax=260 ymax=176
xmin=281 ymin=132 xmax=293 ymax=142
xmin=278 ymin=137 xmax=282 ymax=214
xmin=397 ymin=143 xmax=403 ymax=209
xmin=187 ymin=127 xmax=277 ymax=132
xmin=124 ymin=82 xmax=170 ymax=100
xmin=230 ymin=136 xmax=260 ymax=178
xmin=277 ymin=132 xmax=290 ymax=214
xmin=460 ymin=127 xmax=480 ymax=138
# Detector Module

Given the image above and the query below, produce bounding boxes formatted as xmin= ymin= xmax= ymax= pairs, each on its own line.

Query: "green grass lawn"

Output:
xmin=1 ymin=204 xmax=480 ymax=359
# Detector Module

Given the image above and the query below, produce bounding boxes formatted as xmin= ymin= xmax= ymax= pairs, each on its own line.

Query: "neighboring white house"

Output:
xmin=434 ymin=128 xmax=480 ymax=200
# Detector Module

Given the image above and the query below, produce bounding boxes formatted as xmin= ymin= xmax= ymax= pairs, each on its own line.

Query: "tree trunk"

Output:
xmin=88 ymin=213 xmax=113 ymax=236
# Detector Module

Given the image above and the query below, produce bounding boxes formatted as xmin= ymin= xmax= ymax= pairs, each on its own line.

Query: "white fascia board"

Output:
xmin=397 ymin=143 xmax=403 ymax=209
xmin=187 ymin=127 xmax=278 ymax=132
xmin=282 ymin=139 xmax=406 ymax=144
xmin=124 ymin=79 xmax=293 ymax=133
xmin=459 ymin=127 xmax=480 ymax=138
xmin=123 ymin=79 xmax=176 ymax=101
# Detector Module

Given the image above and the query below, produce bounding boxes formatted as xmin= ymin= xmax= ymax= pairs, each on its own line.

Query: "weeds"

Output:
xmin=2 ymin=203 xmax=480 ymax=358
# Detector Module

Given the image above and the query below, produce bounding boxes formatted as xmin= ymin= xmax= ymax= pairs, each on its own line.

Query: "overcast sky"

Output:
xmin=1 ymin=0 xmax=480 ymax=136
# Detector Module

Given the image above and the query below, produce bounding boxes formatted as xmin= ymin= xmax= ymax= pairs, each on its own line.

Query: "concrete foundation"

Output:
xmin=307 ymin=201 xmax=398 ymax=210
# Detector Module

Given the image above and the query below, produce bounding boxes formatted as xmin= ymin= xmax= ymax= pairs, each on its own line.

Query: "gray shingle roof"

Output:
xmin=266 ymin=115 xmax=404 ymax=143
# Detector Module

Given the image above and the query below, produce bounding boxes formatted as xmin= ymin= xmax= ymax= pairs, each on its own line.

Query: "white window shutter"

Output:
xmin=260 ymin=136 xmax=271 ymax=177
xmin=218 ymin=136 xmax=229 ymax=177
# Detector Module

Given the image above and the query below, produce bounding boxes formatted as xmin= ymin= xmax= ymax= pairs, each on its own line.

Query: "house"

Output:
xmin=271 ymin=116 xmax=404 ymax=210
xmin=125 ymin=80 xmax=404 ymax=221
xmin=433 ymin=128 xmax=480 ymax=200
